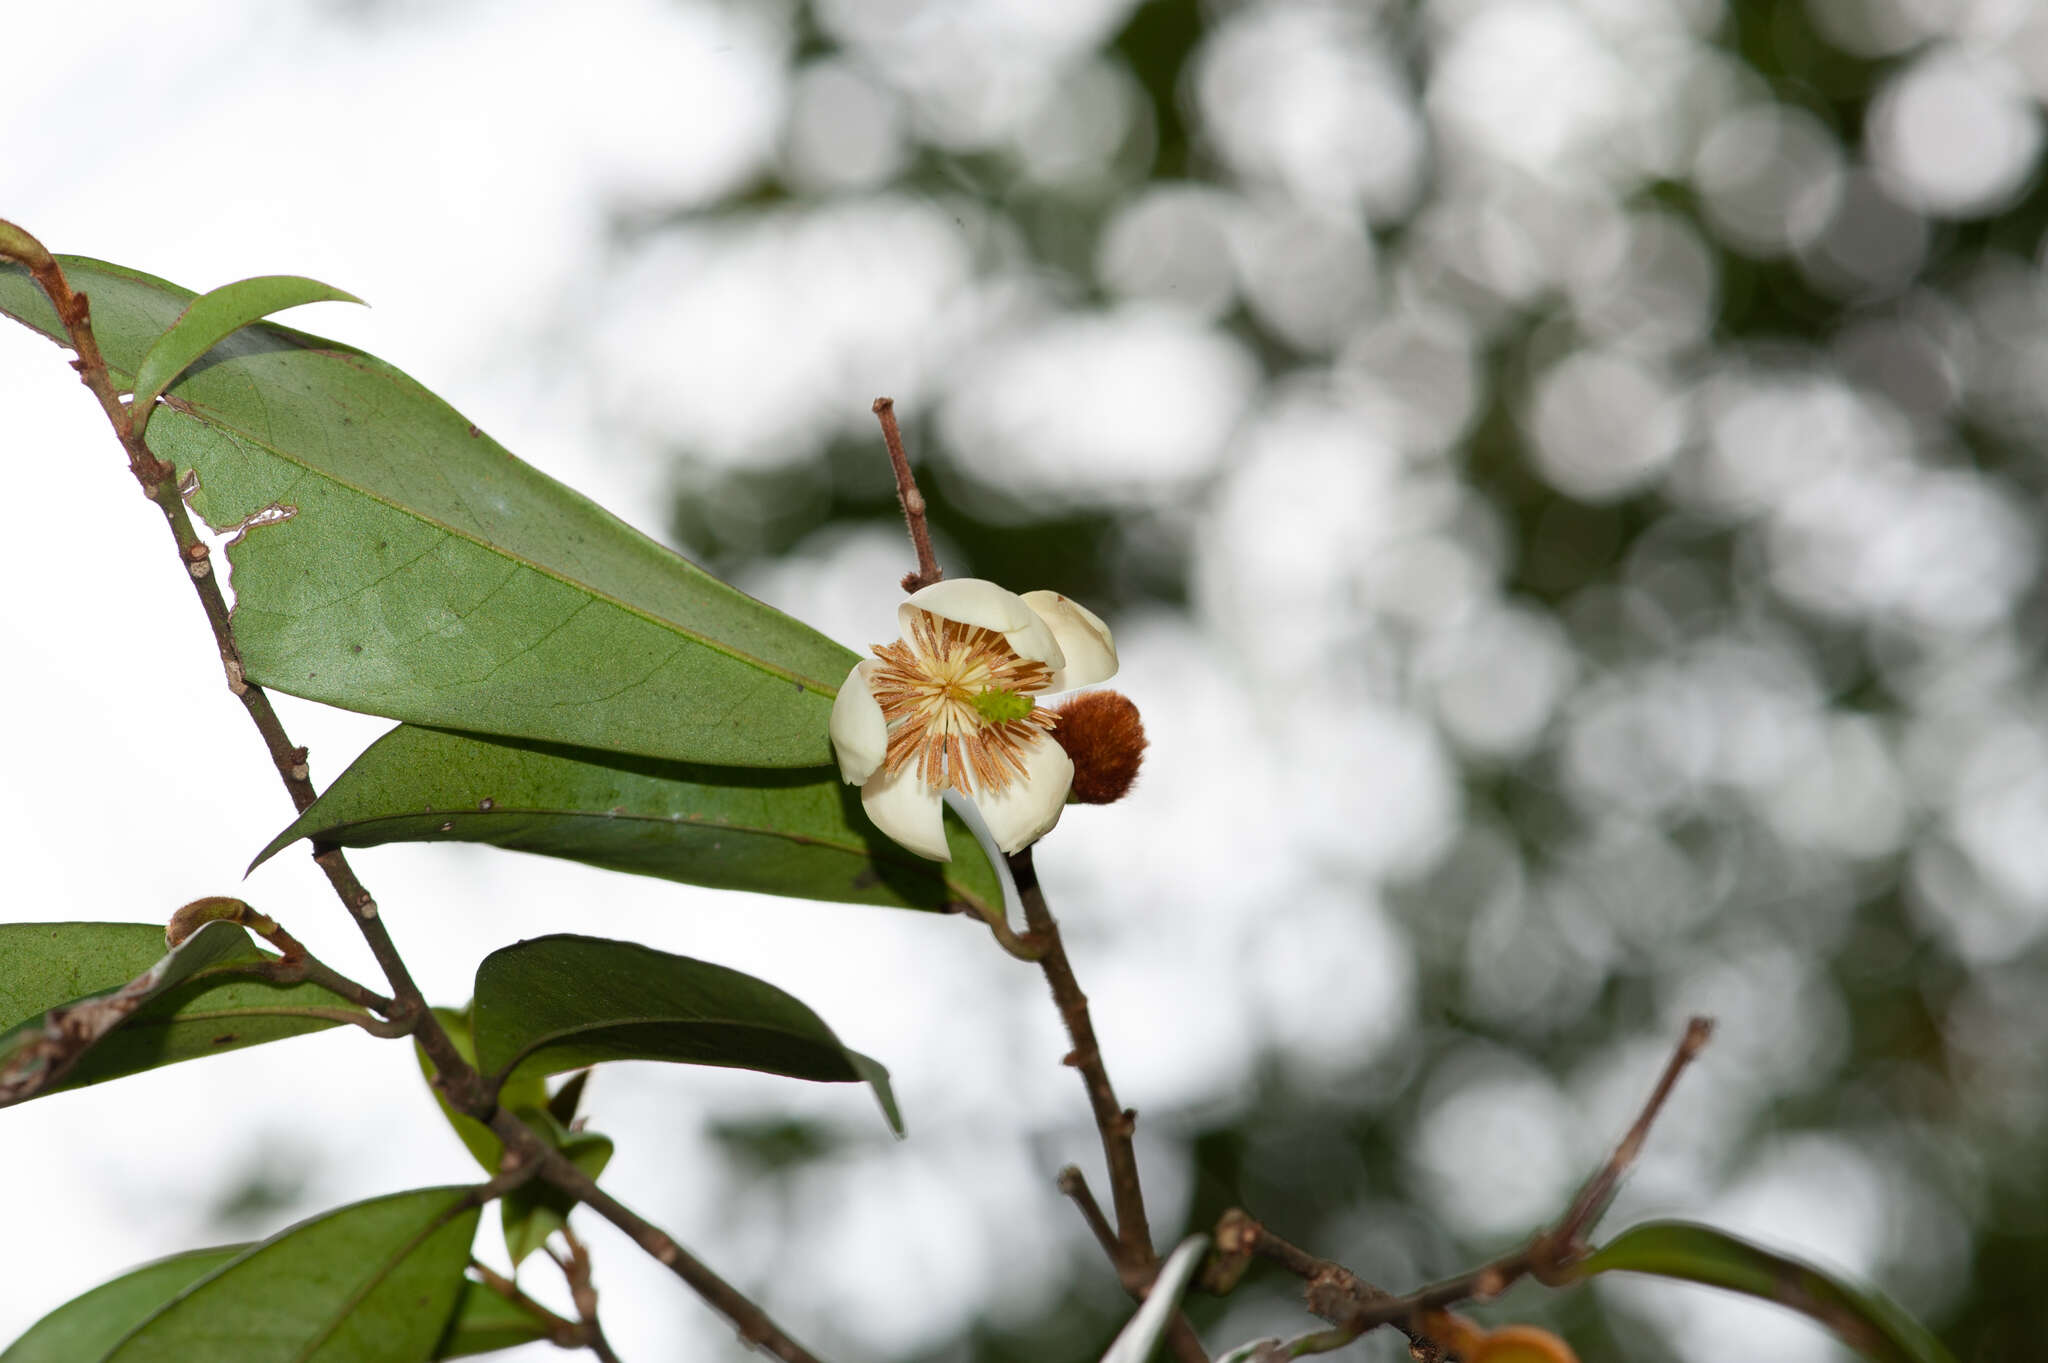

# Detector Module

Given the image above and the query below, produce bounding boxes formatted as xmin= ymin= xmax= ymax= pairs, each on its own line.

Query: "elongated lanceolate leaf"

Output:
xmin=432 ymin=1282 xmax=552 ymax=1359
xmin=1577 ymin=1220 xmax=1955 ymax=1363
xmin=101 ymin=1186 xmax=481 ymax=1363
xmin=254 ymin=724 xmax=1005 ymax=918
xmin=129 ymin=275 xmax=363 ymax=437
xmin=0 ymin=1245 xmax=248 ymax=1363
xmin=0 ymin=921 xmax=351 ymax=1107
xmin=0 ymin=257 xmax=855 ymax=767
xmin=472 ymin=934 xmax=902 ymax=1135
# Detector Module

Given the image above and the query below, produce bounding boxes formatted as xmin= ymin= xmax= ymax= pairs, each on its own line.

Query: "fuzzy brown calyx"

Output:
xmin=1049 ymin=690 xmax=1147 ymax=804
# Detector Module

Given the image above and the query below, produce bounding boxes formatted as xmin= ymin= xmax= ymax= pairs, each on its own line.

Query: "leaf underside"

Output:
xmin=254 ymin=723 xmax=1005 ymax=918
xmin=0 ymin=921 xmax=350 ymax=1107
xmin=1579 ymin=1220 xmax=1957 ymax=1363
xmin=432 ymin=1282 xmax=552 ymax=1358
xmin=98 ymin=1186 xmax=481 ymax=1363
xmin=472 ymin=934 xmax=903 ymax=1135
xmin=0 ymin=1245 xmax=248 ymax=1363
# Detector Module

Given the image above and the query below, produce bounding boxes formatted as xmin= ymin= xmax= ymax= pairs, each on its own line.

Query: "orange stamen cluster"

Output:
xmin=867 ymin=609 xmax=1057 ymax=795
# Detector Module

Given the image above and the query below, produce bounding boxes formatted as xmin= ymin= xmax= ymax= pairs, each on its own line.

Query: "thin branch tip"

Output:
xmin=871 ymin=396 xmax=942 ymax=591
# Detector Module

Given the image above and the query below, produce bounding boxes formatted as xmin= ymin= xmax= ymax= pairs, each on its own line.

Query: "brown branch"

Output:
xmin=1547 ymin=1014 xmax=1715 ymax=1255
xmin=496 ymin=1110 xmax=822 ymax=1363
xmin=1014 ymin=851 xmax=1207 ymax=1363
xmin=1010 ymin=847 xmax=1154 ymax=1264
xmin=0 ymin=221 xmax=172 ymax=488
xmin=1206 ymin=1210 xmax=1425 ymax=1353
xmin=471 ymin=1257 xmax=582 ymax=1346
xmin=1 ymin=225 xmax=826 ymax=1363
xmin=1057 ymin=1165 xmax=1127 ymax=1281
xmin=1207 ymin=1018 xmax=1716 ymax=1357
xmin=1064 ymin=1167 xmax=1209 ymax=1363
xmin=557 ymin=1227 xmax=627 ymax=1363
xmin=871 ymin=397 xmax=942 ymax=592
xmin=166 ymin=894 xmax=400 ymax=1018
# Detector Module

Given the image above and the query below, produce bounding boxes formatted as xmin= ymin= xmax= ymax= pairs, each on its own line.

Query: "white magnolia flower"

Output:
xmin=830 ymin=578 xmax=1118 ymax=860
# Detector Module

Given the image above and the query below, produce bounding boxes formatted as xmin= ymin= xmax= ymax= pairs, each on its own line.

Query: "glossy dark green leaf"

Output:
xmin=413 ymin=1007 xmax=551 ymax=1176
xmin=253 ymin=724 xmax=1005 ymax=919
xmin=0 ymin=922 xmax=352 ymax=1107
xmin=129 ymin=275 xmax=363 ymax=437
xmin=431 ymin=1281 xmax=553 ymax=1359
xmin=0 ymin=257 xmax=855 ymax=767
xmin=0 ymin=1244 xmax=247 ymax=1363
xmin=1577 ymin=1220 xmax=1955 ymax=1363
xmin=546 ymin=1069 xmax=590 ymax=1127
xmin=499 ymin=1107 xmax=614 ymax=1267
xmin=102 ymin=1186 xmax=481 ymax=1363
xmin=473 ymin=934 xmax=902 ymax=1135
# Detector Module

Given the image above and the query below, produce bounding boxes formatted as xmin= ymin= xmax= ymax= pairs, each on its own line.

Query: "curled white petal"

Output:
xmin=860 ymin=765 xmax=952 ymax=861
xmin=829 ymin=660 xmax=887 ymax=785
xmin=972 ymin=733 xmax=1074 ymax=854
xmin=1001 ymin=613 xmax=1066 ymax=672
xmin=1022 ymin=590 xmax=1117 ymax=691
xmin=904 ymin=578 xmax=1034 ymax=634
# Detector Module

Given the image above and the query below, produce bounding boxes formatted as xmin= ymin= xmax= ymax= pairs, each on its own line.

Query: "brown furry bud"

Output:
xmin=1050 ymin=690 xmax=1146 ymax=804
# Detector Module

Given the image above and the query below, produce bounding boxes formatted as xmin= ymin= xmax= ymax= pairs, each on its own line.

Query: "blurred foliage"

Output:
xmin=624 ymin=0 xmax=2048 ymax=1359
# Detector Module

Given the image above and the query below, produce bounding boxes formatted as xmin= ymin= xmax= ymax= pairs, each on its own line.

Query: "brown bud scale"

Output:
xmin=1050 ymin=689 xmax=1147 ymax=804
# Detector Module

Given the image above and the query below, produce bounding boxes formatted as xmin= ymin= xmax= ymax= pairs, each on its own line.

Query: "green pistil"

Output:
xmin=969 ymin=688 xmax=1035 ymax=724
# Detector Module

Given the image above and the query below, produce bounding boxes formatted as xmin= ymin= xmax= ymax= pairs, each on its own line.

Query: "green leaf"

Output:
xmin=413 ymin=1007 xmax=551 ymax=1176
xmin=431 ymin=1281 xmax=552 ymax=1359
xmin=0 ymin=257 xmax=855 ymax=768
xmin=0 ymin=922 xmax=352 ymax=1107
xmin=0 ymin=1245 xmax=247 ymax=1363
xmin=546 ymin=1069 xmax=590 ymax=1127
xmin=129 ymin=275 xmax=363 ymax=437
xmin=472 ymin=934 xmax=902 ymax=1135
xmin=1577 ymin=1220 xmax=1956 ymax=1363
xmin=253 ymin=724 xmax=1005 ymax=919
xmin=499 ymin=1107 xmax=614 ymax=1267
xmin=1100 ymin=1235 xmax=1209 ymax=1363
xmin=101 ymin=1186 xmax=481 ymax=1363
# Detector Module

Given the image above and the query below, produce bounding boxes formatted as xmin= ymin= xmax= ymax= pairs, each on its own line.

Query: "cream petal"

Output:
xmin=1001 ymin=612 xmax=1066 ymax=672
xmin=829 ymin=660 xmax=887 ymax=785
xmin=861 ymin=765 xmax=952 ymax=861
xmin=972 ymin=733 xmax=1074 ymax=855
xmin=1021 ymin=590 xmax=1117 ymax=690
xmin=903 ymin=578 xmax=1035 ymax=634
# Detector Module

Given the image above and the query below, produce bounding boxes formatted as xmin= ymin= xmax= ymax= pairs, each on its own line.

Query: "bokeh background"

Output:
xmin=3 ymin=0 xmax=2044 ymax=1359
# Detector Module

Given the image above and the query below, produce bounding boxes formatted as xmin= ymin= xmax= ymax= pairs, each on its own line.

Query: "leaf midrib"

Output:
xmin=312 ymin=805 xmax=953 ymax=872
xmin=171 ymin=406 xmax=841 ymax=697
xmin=286 ymin=1196 xmax=474 ymax=1363
xmin=489 ymin=1016 xmax=845 ymax=1089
